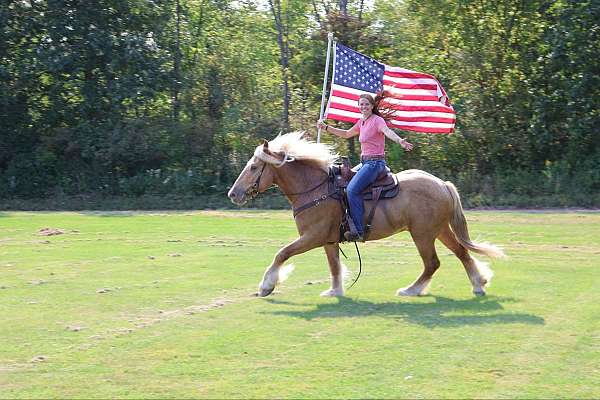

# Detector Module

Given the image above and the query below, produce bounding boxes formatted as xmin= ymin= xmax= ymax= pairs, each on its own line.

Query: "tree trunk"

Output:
xmin=339 ymin=0 xmax=348 ymax=16
xmin=172 ymin=0 xmax=182 ymax=121
xmin=268 ymin=0 xmax=290 ymax=131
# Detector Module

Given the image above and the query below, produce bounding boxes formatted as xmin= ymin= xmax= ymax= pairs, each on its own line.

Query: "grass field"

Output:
xmin=1 ymin=210 xmax=599 ymax=398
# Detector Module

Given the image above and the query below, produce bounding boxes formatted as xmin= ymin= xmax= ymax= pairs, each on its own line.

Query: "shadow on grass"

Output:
xmin=263 ymin=295 xmax=545 ymax=328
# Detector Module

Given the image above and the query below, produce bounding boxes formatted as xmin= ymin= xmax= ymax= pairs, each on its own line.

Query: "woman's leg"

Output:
xmin=346 ymin=160 xmax=385 ymax=235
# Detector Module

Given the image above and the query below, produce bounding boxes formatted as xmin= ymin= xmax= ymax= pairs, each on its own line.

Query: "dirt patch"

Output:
xmin=66 ymin=325 xmax=85 ymax=332
xmin=61 ymin=278 xmax=333 ymax=352
xmin=80 ymin=297 xmax=240 ymax=344
xmin=197 ymin=238 xmax=253 ymax=247
xmin=38 ymin=228 xmax=64 ymax=236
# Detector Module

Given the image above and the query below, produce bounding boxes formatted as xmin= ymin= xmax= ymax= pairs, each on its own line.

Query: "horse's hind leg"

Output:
xmin=437 ymin=225 xmax=493 ymax=296
xmin=397 ymin=232 xmax=440 ymax=296
xmin=320 ymin=244 xmax=345 ymax=297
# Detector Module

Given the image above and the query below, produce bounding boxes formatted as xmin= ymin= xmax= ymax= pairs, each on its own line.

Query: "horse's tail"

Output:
xmin=444 ymin=181 xmax=506 ymax=258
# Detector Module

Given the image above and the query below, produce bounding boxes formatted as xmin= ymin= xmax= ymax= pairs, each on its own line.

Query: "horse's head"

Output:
xmin=228 ymin=139 xmax=291 ymax=205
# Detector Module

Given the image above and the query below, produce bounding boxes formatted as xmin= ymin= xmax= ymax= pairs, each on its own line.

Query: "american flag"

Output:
xmin=325 ymin=43 xmax=456 ymax=134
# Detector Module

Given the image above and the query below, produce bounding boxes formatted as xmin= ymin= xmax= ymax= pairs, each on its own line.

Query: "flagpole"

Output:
xmin=317 ymin=32 xmax=334 ymax=143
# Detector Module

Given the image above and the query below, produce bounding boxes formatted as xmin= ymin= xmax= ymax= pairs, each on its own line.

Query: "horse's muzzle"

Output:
xmin=227 ymin=187 xmax=247 ymax=205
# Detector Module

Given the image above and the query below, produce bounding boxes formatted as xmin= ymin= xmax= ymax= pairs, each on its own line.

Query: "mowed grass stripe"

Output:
xmin=0 ymin=211 xmax=599 ymax=398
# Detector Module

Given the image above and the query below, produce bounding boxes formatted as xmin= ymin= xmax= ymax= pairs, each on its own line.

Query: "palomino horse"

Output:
xmin=228 ymin=132 xmax=505 ymax=298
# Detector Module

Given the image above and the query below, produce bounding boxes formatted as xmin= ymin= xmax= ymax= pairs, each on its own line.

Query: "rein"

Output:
xmin=288 ymin=171 xmax=336 ymax=218
xmin=337 ymin=236 xmax=363 ymax=290
xmin=346 ymin=241 xmax=363 ymax=290
xmin=283 ymin=174 xmax=329 ymax=196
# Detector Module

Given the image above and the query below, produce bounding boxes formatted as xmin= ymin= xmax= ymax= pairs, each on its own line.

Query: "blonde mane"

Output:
xmin=255 ymin=131 xmax=339 ymax=171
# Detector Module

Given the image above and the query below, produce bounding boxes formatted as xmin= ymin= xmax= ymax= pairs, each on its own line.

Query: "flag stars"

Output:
xmin=334 ymin=43 xmax=385 ymax=92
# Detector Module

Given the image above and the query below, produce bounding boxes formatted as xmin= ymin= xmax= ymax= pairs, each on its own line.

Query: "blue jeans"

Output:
xmin=346 ymin=160 xmax=387 ymax=235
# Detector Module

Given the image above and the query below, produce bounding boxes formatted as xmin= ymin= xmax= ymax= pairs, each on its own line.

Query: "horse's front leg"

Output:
xmin=258 ymin=235 xmax=320 ymax=297
xmin=320 ymin=243 xmax=345 ymax=297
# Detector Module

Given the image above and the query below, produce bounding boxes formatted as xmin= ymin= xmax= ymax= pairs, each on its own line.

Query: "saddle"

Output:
xmin=330 ymin=157 xmax=400 ymax=241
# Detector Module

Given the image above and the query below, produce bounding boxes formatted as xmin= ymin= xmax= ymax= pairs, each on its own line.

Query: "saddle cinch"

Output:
xmin=330 ymin=157 xmax=400 ymax=241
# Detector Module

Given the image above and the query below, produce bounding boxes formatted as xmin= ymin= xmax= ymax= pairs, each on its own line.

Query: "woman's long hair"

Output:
xmin=359 ymin=92 xmax=396 ymax=123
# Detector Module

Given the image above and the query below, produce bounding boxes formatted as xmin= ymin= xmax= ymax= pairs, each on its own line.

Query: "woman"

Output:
xmin=317 ymin=93 xmax=413 ymax=242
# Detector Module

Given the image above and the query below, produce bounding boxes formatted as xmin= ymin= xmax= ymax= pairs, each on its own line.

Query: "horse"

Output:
xmin=227 ymin=131 xmax=505 ymax=298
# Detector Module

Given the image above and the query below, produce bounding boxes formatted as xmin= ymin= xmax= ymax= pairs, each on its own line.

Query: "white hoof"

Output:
xmin=396 ymin=287 xmax=419 ymax=296
xmin=257 ymin=277 xmax=276 ymax=297
xmin=320 ymin=288 xmax=344 ymax=297
xmin=257 ymin=285 xmax=275 ymax=297
xmin=258 ymin=267 xmax=280 ymax=297
xmin=396 ymin=284 xmax=428 ymax=297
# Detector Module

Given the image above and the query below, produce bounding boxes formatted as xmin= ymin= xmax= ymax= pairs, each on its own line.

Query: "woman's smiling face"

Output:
xmin=358 ymin=97 xmax=373 ymax=115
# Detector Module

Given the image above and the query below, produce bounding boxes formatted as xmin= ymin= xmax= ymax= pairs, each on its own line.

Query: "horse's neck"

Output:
xmin=275 ymin=162 xmax=327 ymax=204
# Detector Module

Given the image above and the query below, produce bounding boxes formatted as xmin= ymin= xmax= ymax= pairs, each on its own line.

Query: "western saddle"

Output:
xmin=330 ymin=157 xmax=399 ymax=242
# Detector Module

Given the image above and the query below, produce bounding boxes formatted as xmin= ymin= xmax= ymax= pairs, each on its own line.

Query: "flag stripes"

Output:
xmin=325 ymin=43 xmax=455 ymax=134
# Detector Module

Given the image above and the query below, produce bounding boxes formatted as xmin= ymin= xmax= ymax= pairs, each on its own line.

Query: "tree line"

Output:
xmin=1 ymin=0 xmax=598 ymax=208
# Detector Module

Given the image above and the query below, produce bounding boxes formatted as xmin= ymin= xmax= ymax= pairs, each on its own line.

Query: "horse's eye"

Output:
xmin=250 ymin=165 xmax=257 ymax=171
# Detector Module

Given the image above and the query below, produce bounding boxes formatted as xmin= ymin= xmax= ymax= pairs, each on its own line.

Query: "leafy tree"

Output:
xmin=0 ymin=0 xmax=597 ymax=206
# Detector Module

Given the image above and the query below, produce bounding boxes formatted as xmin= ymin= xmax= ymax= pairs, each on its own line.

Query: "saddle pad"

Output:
xmin=363 ymin=184 xmax=399 ymax=200
xmin=362 ymin=175 xmax=399 ymax=199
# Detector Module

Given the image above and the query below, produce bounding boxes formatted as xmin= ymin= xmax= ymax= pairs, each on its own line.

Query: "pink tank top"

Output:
xmin=351 ymin=114 xmax=387 ymax=156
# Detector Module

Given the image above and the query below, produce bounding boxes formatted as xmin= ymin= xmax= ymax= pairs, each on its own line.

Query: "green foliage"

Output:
xmin=0 ymin=0 xmax=598 ymax=206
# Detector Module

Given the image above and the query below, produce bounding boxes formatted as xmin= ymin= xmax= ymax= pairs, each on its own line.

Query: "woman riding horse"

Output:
xmin=227 ymin=132 xmax=504 ymax=298
xmin=317 ymin=93 xmax=413 ymax=242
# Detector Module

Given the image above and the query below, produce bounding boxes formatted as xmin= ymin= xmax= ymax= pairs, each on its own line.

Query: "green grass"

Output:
xmin=1 ymin=210 xmax=599 ymax=398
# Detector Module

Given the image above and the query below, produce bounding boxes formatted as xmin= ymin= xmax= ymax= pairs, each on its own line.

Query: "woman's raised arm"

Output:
xmin=317 ymin=120 xmax=359 ymax=139
xmin=382 ymin=126 xmax=413 ymax=151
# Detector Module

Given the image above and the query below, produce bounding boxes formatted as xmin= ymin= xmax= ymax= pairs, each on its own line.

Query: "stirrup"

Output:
xmin=344 ymin=231 xmax=364 ymax=242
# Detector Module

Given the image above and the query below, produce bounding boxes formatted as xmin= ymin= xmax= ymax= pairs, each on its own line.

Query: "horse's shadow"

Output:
xmin=263 ymin=295 xmax=545 ymax=328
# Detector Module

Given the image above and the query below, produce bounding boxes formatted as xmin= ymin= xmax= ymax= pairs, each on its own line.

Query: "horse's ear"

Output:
xmin=300 ymin=131 xmax=312 ymax=140
xmin=261 ymin=139 xmax=269 ymax=150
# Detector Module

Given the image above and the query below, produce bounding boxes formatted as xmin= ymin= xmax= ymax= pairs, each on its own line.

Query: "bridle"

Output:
xmin=244 ymin=156 xmax=330 ymax=202
xmin=245 ymin=162 xmax=267 ymax=200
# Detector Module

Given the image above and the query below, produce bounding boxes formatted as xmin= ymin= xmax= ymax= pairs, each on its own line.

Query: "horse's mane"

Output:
xmin=255 ymin=131 xmax=339 ymax=171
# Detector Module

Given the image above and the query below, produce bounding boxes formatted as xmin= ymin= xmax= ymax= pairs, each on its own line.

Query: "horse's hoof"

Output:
xmin=257 ymin=287 xmax=275 ymax=297
xmin=320 ymin=288 xmax=344 ymax=297
xmin=396 ymin=288 xmax=418 ymax=297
